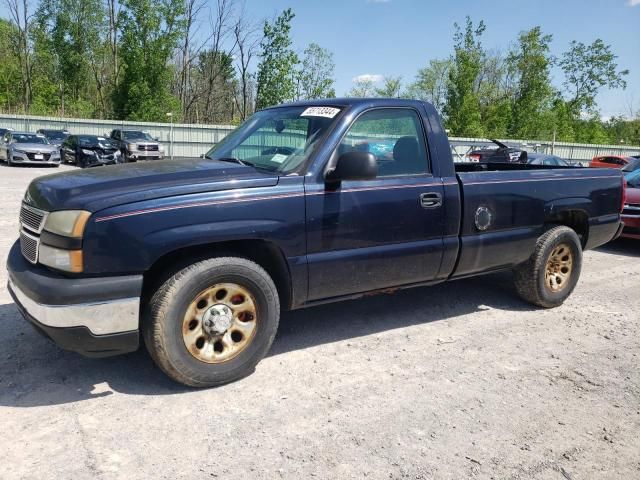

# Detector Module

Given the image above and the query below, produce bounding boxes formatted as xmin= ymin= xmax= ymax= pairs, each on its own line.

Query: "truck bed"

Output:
xmin=454 ymin=161 xmax=577 ymax=173
xmin=450 ymin=164 xmax=623 ymax=279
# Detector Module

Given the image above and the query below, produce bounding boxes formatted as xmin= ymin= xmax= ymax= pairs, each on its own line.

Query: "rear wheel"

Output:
xmin=514 ymin=225 xmax=582 ymax=308
xmin=143 ymin=257 xmax=280 ymax=387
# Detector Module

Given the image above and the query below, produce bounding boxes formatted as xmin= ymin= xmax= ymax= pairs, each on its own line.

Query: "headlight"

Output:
xmin=81 ymin=149 xmax=95 ymax=155
xmin=127 ymin=143 xmax=136 ymax=151
xmin=39 ymin=244 xmax=83 ymax=273
xmin=13 ymin=148 xmax=26 ymax=154
xmin=43 ymin=210 xmax=91 ymax=238
xmin=158 ymin=144 xmax=165 ymax=153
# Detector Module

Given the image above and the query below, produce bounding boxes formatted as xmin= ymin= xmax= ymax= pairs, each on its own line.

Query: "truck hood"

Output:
xmin=24 ymin=158 xmax=279 ymax=212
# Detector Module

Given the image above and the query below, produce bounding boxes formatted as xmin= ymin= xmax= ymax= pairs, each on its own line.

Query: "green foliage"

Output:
xmin=560 ymin=39 xmax=629 ymax=115
xmin=407 ymin=59 xmax=452 ymax=115
xmin=113 ymin=0 xmax=185 ymax=120
xmin=375 ymin=76 xmax=403 ymax=98
xmin=444 ymin=17 xmax=486 ymax=137
xmin=255 ymin=9 xmax=299 ymax=109
xmin=348 ymin=77 xmax=376 ymax=97
xmin=0 ymin=3 xmax=635 ymax=145
xmin=507 ymin=27 xmax=554 ymax=138
xmin=296 ymin=43 xmax=336 ymax=100
xmin=0 ymin=19 xmax=22 ymax=111
xmin=605 ymin=116 xmax=640 ymax=145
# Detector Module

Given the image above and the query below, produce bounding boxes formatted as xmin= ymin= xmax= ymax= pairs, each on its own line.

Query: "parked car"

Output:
xmin=590 ymin=155 xmax=633 ymax=169
xmin=0 ymin=131 xmax=61 ymax=167
xmin=621 ymin=157 xmax=640 ymax=173
xmin=61 ymin=135 xmax=122 ymax=168
xmin=527 ymin=153 xmax=573 ymax=167
xmin=109 ymin=129 xmax=164 ymax=162
xmin=621 ymin=169 xmax=640 ymax=239
xmin=0 ymin=127 xmax=14 ymax=137
xmin=466 ymin=139 xmax=527 ymax=163
xmin=36 ymin=128 xmax=70 ymax=145
xmin=7 ymin=98 xmax=624 ymax=387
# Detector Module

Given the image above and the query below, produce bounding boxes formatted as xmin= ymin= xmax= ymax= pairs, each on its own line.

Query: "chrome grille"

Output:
xmin=20 ymin=230 xmax=39 ymax=264
xmin=20 ymin=203 xmax=48 ymax=233
xmin=26 ymin=152 xmax=51 ymax=161
xmin=138 ymin=144 xmax=159 ymax=151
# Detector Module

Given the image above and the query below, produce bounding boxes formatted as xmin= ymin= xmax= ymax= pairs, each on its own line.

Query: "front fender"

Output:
xmin=82 ymin=182 xmax=306 ymax=275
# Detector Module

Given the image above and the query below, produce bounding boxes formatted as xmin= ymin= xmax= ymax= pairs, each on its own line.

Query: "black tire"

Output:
xmin=514 ymin=225 xmax=582 ymax=308
xmin=143 ymin=257 xmax=280 ymax=387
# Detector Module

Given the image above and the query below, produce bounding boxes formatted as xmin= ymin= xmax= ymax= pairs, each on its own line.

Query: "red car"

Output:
xmin=590 ymin=155 xmax=633 ymax=169
xmin=622 ymin=170 xmax=640 ymax=239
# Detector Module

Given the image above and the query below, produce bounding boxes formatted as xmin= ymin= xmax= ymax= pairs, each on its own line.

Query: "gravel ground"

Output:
xmin=0 ymin=163 xmax=638 ymax=480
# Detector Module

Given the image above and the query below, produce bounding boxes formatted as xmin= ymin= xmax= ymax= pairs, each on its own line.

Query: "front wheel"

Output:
xmin=143 ymin=257 xmax=280 ymax=387
xmin=514 ymin=225 xmax=582 ymax=308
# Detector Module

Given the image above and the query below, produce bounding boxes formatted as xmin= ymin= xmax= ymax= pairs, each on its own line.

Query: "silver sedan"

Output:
xmin=0 ymin=131 xmax=61 ymax=167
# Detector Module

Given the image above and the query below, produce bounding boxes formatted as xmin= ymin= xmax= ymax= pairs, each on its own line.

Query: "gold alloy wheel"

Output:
xmin=182 ymin=283 xmax=258 ymax=363
xmin=544 ymin=243 xmax=574 ymax=293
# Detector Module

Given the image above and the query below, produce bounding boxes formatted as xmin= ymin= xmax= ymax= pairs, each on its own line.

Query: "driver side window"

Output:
xmin=338 ymin=108 xmax=429 ymax=177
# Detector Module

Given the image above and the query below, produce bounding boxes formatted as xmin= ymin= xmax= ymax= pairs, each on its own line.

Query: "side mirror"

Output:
xmin=326 ymin=151 xmax=377 ymax=183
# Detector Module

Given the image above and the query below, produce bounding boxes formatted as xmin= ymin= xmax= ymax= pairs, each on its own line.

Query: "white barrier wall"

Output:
xmin=1 ymin=113 xmax=639 ymax=161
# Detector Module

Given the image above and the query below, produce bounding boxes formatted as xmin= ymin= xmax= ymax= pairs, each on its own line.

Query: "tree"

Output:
xmin=507 ymin=27 xmax=554 ymax=138
xmin=5 ymin=0 xmax=34 ymax=112
xmin=232 ymin=4 xmax=260 ymax=121
xmin=375 ymin=76 xmax=402 ymax=98
xmin=477 ymin=51 xmax=512 ymax=137
xmin=295 ymin=43 xmax=335 ymax=100
xmin=33 ymin=0 xmax=106 ymax=117
xmin=348 ymin=77 xmax=376 ymax=97
xmin=407 ymin=58 xmax=452 ymax=115
xmin=0 ymin=19 xmax=23 ymax=112
xmin=444 ymin=17 xmax=486 ymax=137
xmin=113 ymin=0 xmax=185 ymax=120
xmin=560 ymin=39 xmax=628 ymax=115
xmin=255 ymin=8 xmax=298 ymax=109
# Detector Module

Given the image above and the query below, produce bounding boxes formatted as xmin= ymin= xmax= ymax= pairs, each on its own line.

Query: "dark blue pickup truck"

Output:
xmin=7 ymin=99 xmax=625 ymax=387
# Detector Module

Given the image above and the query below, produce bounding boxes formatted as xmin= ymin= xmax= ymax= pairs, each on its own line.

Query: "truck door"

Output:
xmin=305 ymin=107 xmax=446 ymax=300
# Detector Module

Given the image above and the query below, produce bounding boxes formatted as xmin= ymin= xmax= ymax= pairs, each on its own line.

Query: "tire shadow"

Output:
xmin=595 ymin=237 xmax=640 ymax=258
xmin=0 ymin=271 xmax=533 ymax=407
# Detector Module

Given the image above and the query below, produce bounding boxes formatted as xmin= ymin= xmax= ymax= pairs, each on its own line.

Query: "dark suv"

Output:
xmin=36 ymin=129 xmax=70 ymax=146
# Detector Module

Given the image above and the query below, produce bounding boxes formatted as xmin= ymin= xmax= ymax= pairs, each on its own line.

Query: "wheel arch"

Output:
xmin=544 ymin=201 xmax=590 ymax=248
xmin=142 ymin=239 xmax=294 ymax=311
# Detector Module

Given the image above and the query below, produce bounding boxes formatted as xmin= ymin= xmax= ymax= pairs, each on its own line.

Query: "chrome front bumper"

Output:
xmin=10 ymin=151 xmax=61 ymax=164
xmin=8 ymin=277 xmax=139 ymax=335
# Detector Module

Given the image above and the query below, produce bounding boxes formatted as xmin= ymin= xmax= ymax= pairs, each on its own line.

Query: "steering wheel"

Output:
xmin=261 ymin=146 xmax=296 ymax=156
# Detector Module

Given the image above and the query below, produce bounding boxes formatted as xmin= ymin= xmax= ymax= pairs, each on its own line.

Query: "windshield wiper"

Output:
xmin=207 ymin=156 xmax=254 ymax=167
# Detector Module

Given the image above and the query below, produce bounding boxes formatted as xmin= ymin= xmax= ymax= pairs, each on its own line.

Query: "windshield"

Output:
xmin=625 ymin=170 xmax=640 ymax=188
xmin=78 ymin=136 xmax=116 ymax=148
xmin=123 ymin=131 xmax=154 ymax=141
xmin=14 ymin=134 xmax=49 ymax=144
xmin=622 ymin=158 xmax=640 ymax=172
xmin=204 ymin=106 xmax=342 ymax=174
xmin=43 ymin=131 xmax=68 ymax=141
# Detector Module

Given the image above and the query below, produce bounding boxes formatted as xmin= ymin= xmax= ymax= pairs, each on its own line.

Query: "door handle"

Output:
xmin=419 ymin=192 xmax=442 ymax=209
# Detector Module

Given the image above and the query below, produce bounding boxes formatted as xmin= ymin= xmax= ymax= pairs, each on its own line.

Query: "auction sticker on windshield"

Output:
xmin=270 ymin=154 xmax=288 ymax=163
xmin=301 ymin=107 xmax=341 ymax=118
